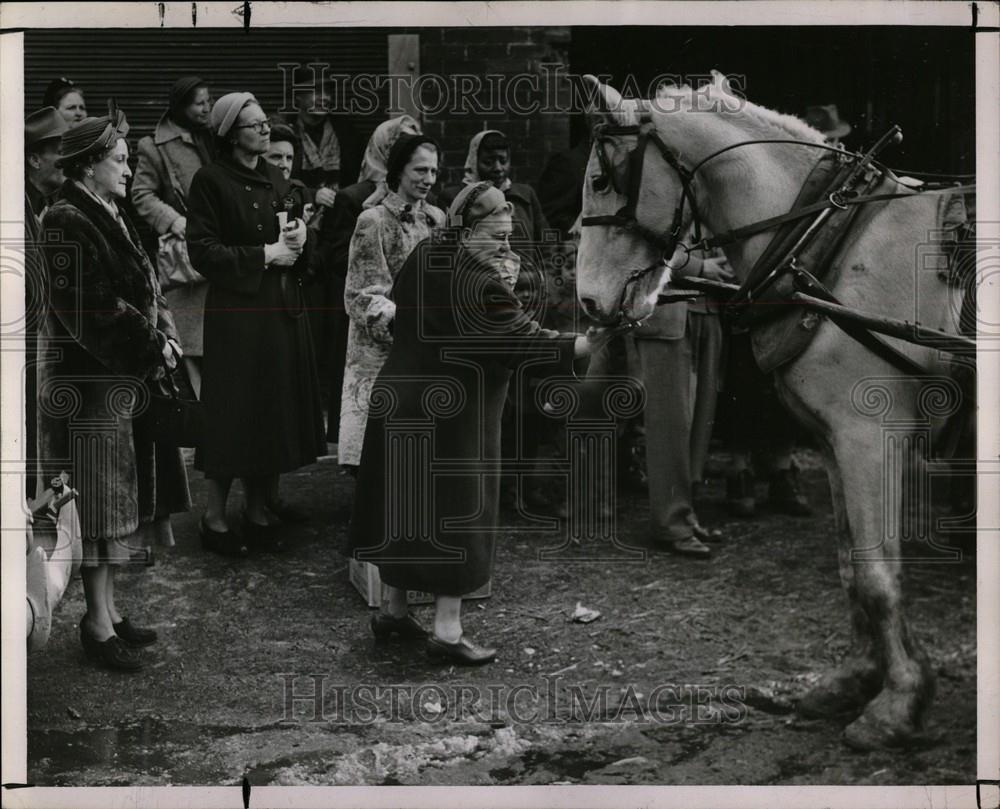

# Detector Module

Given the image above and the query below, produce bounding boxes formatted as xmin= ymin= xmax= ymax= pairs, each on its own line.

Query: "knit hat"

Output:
xmin=447 ymin=181 xmax=512 ymax=229
xmin=385 ymin=134 xmax=438 ymax=191
xmin=25 ymin=107 xmax=69 ymax=148
xmin=209 ymin=91 xmax=257 ymax=138
xmin=56 ymin=101 xmax=129 ymax=167
xmin=168 ymin=75 xmax=207 ymax=119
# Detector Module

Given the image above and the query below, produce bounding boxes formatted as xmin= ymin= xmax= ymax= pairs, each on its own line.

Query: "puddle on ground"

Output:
xmin=28 ymin=716 xmax=277 ymax=784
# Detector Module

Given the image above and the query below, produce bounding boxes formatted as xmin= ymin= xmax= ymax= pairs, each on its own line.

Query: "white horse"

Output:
xmin=576 ymin=72 xmax=970 ymax=750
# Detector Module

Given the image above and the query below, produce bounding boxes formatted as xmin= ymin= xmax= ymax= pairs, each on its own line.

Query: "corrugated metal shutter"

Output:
xmin=24 ymin=28 xmax=389 ymax=151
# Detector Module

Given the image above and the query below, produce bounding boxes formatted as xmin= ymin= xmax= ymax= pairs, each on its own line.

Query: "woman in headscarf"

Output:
xmin=349 ymin=183 xmax=606 ymax=664
xmin=441 ymin=129 xmax=550 ymax=251
xmin=132 ymin=76 xmax=215 ymax=398
xmin=317 ymin=115 xmax=420 ymax=444
xmin=185 ymin=92 xmax=325 ymax=556
xmin=38 ymin=103 xmax=190 ymax=670
xmin=337 ymin=134 xmax=445 ymax=470
xmin=42 ymin=77 xmax=87 ymax=124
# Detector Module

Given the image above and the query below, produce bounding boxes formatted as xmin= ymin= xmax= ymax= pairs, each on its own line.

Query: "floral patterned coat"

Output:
xmin=338 ymin=192 xmax=445 ymax=465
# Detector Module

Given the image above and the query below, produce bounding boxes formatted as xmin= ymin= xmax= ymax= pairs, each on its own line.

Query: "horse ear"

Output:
xmin=710 ymin=69 xmax=732 ymax=96
xmin=583 ymin=74 xmax=624 ymax=117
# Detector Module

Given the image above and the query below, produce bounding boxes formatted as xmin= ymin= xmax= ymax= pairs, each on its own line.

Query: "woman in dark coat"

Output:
xmin=131 ymin=76 xmax=215 ymax=399
xmin=38 ymin=104 xmax=190 ymax=671
xmin=349 ymin=182 xmax=603 ymax=665
xmin=186 ymin=93 xmax=325 ymax=554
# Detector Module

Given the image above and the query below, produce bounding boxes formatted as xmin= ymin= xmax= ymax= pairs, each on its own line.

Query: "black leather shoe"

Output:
xmin=371 ymin=612 xmax=429 ymax=641
xmin=661 ymin=535 xmax=712 ymax=559
xmin=692 ymin=522 xmax=724 ymax=544
xmin=269 ymin=500 xmax=309 ymax=524
xmin=427 ymin=635 xmax=497 ymax=665
xmin=80 ymin=622 xmax=143 ymax=672
xmin=200 ymin=517 xmax=250 ymax=558
xmin=113 ymin=617 xmax=157 ymax=647
xmin=242 ymin=517 xmax=287 ymax=554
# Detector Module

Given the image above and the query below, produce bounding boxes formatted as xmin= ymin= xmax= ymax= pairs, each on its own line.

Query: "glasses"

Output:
xmin=235 ymin=118 xmax=271 ymax=134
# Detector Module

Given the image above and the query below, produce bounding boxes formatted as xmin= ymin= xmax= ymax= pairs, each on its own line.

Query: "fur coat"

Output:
xmin=37 ymin=180 xmax=190 ymax=540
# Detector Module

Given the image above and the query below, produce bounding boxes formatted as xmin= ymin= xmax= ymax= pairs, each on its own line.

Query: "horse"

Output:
xmin=575 ymin=72 xmax=971 ymax=750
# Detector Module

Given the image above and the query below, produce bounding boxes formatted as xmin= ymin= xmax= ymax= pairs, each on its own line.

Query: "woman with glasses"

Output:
xmin=186 ymin=93 xmax=325 ymax=556
xmin=132 ymin=76 xmax=216 ymax=400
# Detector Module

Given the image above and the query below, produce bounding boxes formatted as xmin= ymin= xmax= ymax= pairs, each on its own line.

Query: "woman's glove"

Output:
xmin=315 ymin=187 xmax=337 ymax=208
xmin=264 ymin=240 xmax=300 ymax=268
xmin=168 ymin=216 xmax=187 ymax=238
xmin=365 ymin=299 xmax=396 ymax=344
xmin=281 ymin=218 xmax=307 ymax=251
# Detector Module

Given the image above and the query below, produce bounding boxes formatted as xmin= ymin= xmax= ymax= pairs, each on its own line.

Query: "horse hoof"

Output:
xmin=842 ymin=712 xmax=925 ymax=751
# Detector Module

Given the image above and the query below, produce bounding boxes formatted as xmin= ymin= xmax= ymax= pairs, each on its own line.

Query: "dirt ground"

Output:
xmin=26 ymin=451 xmax=976 ymax=787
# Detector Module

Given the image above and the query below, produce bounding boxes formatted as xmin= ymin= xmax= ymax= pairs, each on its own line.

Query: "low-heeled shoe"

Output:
xmin=200 ymin=517 xmax=250 ymax=558
xmin=113 ymin=617 xmax=157 ymax=647
xmin=80 ymin=622 xmax=143 ymax=672
xmin=371 ymin=612 xmax=429 ymax=640
xmin=242 ymin=517 xmax=287 ymax=554
xmin=660 ymin=535 xmax=712 ymax=559
xmin=426 ymin=635 xmax=496 ymax=665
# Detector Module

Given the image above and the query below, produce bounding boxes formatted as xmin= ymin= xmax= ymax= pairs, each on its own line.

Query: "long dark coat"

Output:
xmin=37 ymin=180 xmax=190 ymax=540
xmin=349 ymin=237 xmax=576 ymax=596
xmin=186 ymin=154 xmax=325 ymax=478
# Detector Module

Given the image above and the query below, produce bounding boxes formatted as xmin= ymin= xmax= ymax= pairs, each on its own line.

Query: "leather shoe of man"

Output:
xmin=427 ymin=635 xmax=496 ymax=665
xmin=692 ymin=522 xmax=724 ymax=544
xmin=661 ymin=535 xmax=712 ymax=559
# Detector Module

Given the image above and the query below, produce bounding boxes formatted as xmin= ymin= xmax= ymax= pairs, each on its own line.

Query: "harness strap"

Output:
xmin=791 ymin=267 xmax=930 ymax=376
xmin=696 ymin=183 xmax=977 ymax=252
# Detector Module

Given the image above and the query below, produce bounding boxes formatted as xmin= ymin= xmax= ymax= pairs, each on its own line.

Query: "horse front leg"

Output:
xmin=796 ymin=456 xmax=884 ymax=718
xmin=831 ymin=428 xmax=936 ymax=750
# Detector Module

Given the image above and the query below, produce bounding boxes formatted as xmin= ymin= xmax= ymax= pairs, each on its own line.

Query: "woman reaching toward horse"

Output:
xmin=349 ymin=182 xmax=606 ymax=664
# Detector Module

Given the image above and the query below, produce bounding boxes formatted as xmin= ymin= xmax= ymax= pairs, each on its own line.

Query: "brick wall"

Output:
xmin=415 ymin=27 xmax=573 ymax=190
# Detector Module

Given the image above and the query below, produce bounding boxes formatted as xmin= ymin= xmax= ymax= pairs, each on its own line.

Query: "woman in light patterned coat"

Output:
xmin=338 ymin=135 xmax=445 ymax=468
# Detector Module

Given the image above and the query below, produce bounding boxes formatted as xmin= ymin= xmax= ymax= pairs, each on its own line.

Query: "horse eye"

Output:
xmin=591 ymin=175 xmax=609 ymax=193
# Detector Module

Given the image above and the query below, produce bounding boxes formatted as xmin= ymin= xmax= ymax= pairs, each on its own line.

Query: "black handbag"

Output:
xmin=149 ymin=360 xmax=205 ymax=448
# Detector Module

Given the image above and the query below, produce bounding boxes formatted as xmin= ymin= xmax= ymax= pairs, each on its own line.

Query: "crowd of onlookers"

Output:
xmin=23 ymin=72 xmax=820 ymax=667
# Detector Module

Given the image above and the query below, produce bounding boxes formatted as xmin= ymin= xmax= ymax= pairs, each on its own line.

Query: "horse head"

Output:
xmin=576 ymin=75 xmax=689 ymax=326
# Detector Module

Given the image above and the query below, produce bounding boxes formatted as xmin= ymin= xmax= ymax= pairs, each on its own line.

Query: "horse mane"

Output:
xmin=649 ymin=78 xmax=825 ymax=170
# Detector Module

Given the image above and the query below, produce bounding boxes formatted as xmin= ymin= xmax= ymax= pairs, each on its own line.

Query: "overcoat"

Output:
xmin=348 ymin=237 xmax=576 ymax=596
xmin=185 ymin=155 xmax=326 ymax=478
xmin=132 ymin=113 xmax=214 ymax=356
xmin=37 ymin=180 xmax=190 ymax=544
xmin=337 ymin=193 xmax=444 ymax=466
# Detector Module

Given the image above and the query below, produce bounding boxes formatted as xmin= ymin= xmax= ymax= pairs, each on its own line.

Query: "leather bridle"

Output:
xmin=580 ymin=122 xmax=700 ymax=325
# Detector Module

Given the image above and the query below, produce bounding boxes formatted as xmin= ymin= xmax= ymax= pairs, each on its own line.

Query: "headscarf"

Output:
xmin=209 ymin=92 xmax=257 ymax=138
xmin=359 ymin=115 xmax=424 ymax=208
xmin=168 ymin=75 xmax=207 ymax=123
xmin=462 ymin=129 xmax=512 ymax=192
xmin=358 ymin=114 xmax=421 ymax=184
xmin=56 ymin=101 xmax=130 ymax=168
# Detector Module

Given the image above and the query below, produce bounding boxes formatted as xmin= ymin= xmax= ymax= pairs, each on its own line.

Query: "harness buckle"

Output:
xmin=829 ymin=191 xmax=849 ymax=210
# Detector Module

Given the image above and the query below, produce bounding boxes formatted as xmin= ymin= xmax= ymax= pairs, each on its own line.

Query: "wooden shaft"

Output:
xmin=790 ymin=292 xmax=976 ymax=354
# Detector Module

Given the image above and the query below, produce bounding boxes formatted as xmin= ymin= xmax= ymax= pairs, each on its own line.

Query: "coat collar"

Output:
xmin=217 ymin=153 xmax=281 ymax=188
xmin=153 ymin=112 xmax=195 ymax=146
xmin=56 ymin=180 xmax=148 ymax=265
xmin=381 ymin=190 xmax=428 ymax=223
